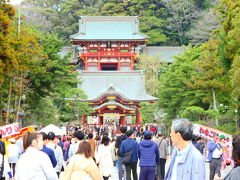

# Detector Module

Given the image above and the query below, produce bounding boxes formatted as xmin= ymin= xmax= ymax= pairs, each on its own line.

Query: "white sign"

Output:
xmin=194 ymin=124 xmax=232 ymax=146
xmin=0 ymin=123 xmax=20 ymax=138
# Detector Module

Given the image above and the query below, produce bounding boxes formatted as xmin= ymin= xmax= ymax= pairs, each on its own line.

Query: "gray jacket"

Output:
xmin=155 ymin=138 xmax=168 ymax=159
xmin=224 ymin=166 xmax=240 ymax=180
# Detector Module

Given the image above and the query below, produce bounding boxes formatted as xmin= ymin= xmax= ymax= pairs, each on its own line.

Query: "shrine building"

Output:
xmin=70 ymin=16 xmax=159 ymax=125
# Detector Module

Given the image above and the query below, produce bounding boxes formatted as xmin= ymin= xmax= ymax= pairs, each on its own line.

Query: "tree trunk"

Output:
xmin=212 ymin=88 xmax=219 ymax=126
xmin=5 ymin=78 xmax=13 ymax=124
xmin=15 ymin=77 xmax=23 ymax=126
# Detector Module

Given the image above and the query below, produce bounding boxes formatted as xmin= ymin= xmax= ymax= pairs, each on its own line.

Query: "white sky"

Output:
xmin=10 ymin=0 xmax=23 ymax=5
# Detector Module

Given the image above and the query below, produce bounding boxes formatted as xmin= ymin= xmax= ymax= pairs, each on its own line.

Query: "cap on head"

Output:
xmin=144 ymin=130 xmax=152 ymax=139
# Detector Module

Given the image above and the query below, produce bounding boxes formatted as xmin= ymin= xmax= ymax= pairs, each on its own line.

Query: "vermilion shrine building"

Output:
xmin=70 ymin=16 xmax=159 ymax=125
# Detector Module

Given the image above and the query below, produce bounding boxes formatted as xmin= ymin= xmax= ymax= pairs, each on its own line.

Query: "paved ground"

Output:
xmin=109 ymin=159 xmax=233 ymax=180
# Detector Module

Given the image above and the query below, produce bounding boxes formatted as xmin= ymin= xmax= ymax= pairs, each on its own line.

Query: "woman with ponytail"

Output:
xmin=15 ymin=132 xmax=58 ymax=180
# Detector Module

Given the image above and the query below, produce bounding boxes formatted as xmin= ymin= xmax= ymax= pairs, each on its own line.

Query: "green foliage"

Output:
xmin=180 ymin=106 xmax=205 ymax=121
xmin=20 ymin=0 xmax=221 ymax=46
xmin=157 ymin=46 xmax=209 ymax=120
xmin=139 ymin=102 xmax=158 ymax=124
xmin=136 ymin=54 xmax=165 ymax=96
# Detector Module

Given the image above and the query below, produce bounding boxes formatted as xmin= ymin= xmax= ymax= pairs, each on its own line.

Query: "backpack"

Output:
xmin=117 ymin=135 xmax=127 ymax=157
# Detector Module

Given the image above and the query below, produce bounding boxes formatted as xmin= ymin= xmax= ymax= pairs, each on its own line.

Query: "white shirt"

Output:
xmin=68 ymin=141 xmax=81 ymax=159
xmin=212 ymin=144 xmax=222 ymax=158
xmin=46 ymin=143 xmax=64 ymax=172
xmin=8 ymin=144 xmax=21 ymax=163
xmin=15 ymin=147 xmax=58 ymax=180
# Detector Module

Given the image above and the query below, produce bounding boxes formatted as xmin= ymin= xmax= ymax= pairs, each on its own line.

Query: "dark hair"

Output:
xmin=101 ymin=136 xmax=110 ymax=146
xmin=126 ymin=130 xmax=134 ymax=137
xmin=232 ymin=135 xmax=240 ymax=167
xmin=40 ymin=132 xmax=48 ymax=141
xmin=88 ymin=133 xmax=93 ymax=139
xmin=158 ymin=134 xmax=163 ymax=137
xmin=120 ymin=126 xmax=127 ymax=133
xmin=47 ymin=132 xmax=56 ymax=141
xmin=0 ymin=143 xmax=5 ymax=156
xmin=144 ymin=135 xmax=152 ymax=140
xmin=76 ymin=141 xmax=91 ymax=158
xmin=23 ymin=132 xmax=41 ymax=150
xmin=73 ymin=131 xmax=84 ymax=140
xmin=0 ymin=134 xmax=2 ymax=139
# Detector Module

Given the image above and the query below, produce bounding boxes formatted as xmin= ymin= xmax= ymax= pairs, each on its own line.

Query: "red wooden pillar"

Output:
xmin=122 ymin=116 xmax=126 ymax=126
xmin=82 ymin=114 xmax=87 ymax=125
xmin=136 ymin=109 xmax=141 ymax=125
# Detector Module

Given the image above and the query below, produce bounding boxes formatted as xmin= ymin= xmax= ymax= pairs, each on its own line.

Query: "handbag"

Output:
xmin=122 ymin=142 xmax=134 ymax=165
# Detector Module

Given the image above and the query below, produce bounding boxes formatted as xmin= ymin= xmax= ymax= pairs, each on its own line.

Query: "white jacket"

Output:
xmin=15 ymin=147 xmax=58 ymax=180
xmin=68 ymin=141 xmax=81 ymax=159
xmin=47 ymin=143 xmax=64 ymax=172
xmin=95 ymin=144 xmax=114 ymax=177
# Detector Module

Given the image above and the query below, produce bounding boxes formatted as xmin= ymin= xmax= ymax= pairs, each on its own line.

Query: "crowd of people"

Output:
xmin=0 ymin=119 xmax=239 ymax=180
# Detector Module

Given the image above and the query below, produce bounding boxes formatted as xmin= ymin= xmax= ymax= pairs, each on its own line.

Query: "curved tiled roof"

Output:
xmin=77 ymin=70 xmax=159 ymax=102
xmin=70 ymin=16 xmax=147 ymax=40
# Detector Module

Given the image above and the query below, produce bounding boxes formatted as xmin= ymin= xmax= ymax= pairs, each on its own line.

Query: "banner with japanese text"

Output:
xmin=193 ymin=124 xmax=232 ymax=146
xmin=0 ymin=123 xmax=20 ymax=138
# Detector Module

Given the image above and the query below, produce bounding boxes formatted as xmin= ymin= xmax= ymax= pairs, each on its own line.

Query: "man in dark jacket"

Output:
xmin=138 ymin=130 xmax=159 ymax=180
xmin=120 ymin=130 xmax=138 ymax=180
xmin=40 ymin=132 xmax=57 ymax=167
xmin=115 ymin=126 xmax=127 ymax=180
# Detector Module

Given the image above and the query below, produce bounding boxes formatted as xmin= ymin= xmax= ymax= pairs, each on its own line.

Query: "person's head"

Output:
xmin=48 ymin=132 xmax=58 ymax=143
xmin=76 ymin=141 xmax=91 ymax=158
xmin=144 ymin=130 xmax=153 ymax=140
xmin=212 ymin=134 xmax=219 ymax=143
xmin=40 ymin=132 xmax=48 ymax=145
xmin=73 ymin=130 xmax=85 ymax=141
xmin=71 ymin=137 xmax=75 ymax=144
xmin=23 ymin=132 xmax=43 ymax=151
xmin=120 ymin=126 xmax=127 ymax=134
xmin=0 ymin=134 xmax=2 ymax=139
xmin=232 ymin=135 xmax=240 ymax=167
xmin=126 ymin=130 xmax=134 ymax=138
xmin=101 ymin=136 xmax=110 ymax=146
xmin=95 ymin=136 xmax=101 ymax=141
xmin=88 ymin=133 xmax=93 ymax=139
xmin=170 ymin=119 xmax=193 ymax=147
xmin=9 ymin=138 xmax=16 ymax=144
xmin=0 ymin=142 xmax=5 ymax=156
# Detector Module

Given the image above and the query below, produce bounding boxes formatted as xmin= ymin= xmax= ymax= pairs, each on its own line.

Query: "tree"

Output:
xmin=139 ymin=102 xmax=158 ymax=124
xmin=136 ymin=54 xmax=165 ymax=96
xmin=186 ymin=9 xmax=221 ymax=44
xmin=187 ymin=39 xmax=230 ymax=125
xmin=157 ymin=46 xmax=209 ymax=120
xmin=160 ymin=0 xmax=200 ymax=45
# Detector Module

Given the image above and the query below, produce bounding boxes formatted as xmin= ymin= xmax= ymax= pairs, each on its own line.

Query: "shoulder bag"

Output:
xmin=122 ymin=142 xmax=134 ymax=165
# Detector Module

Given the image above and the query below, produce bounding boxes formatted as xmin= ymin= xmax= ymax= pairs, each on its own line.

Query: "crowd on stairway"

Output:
xmin=0 ymin=119 xmax=239 ymax=180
